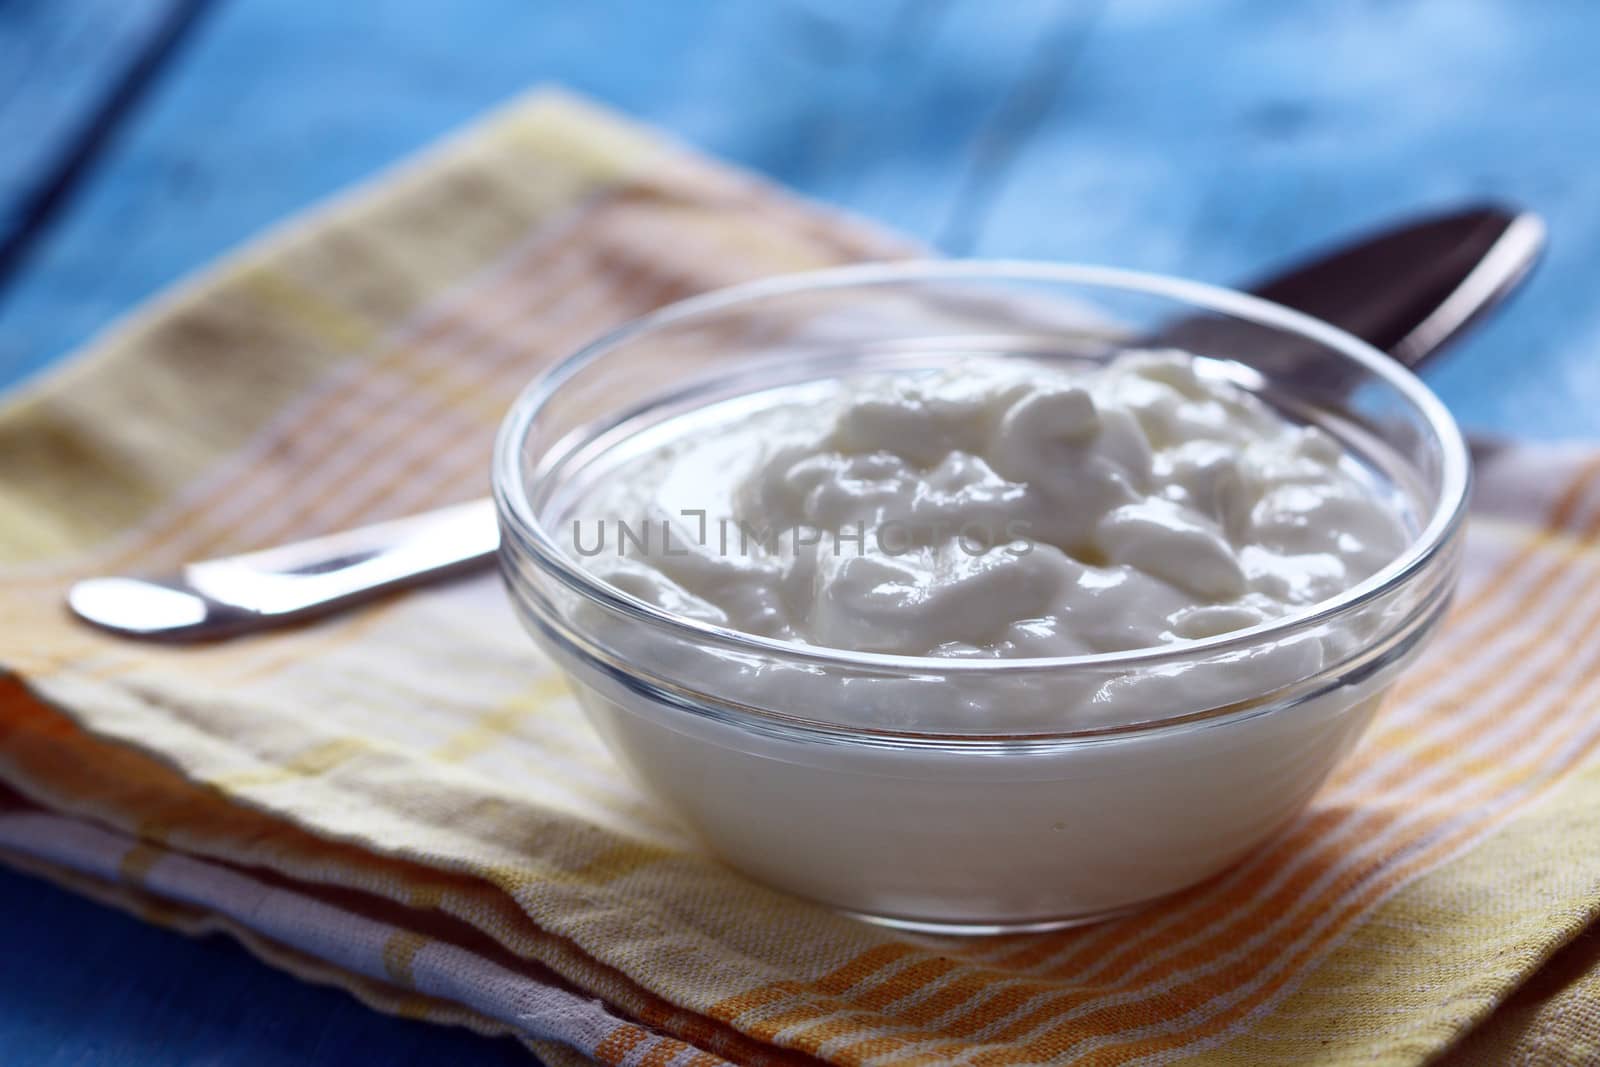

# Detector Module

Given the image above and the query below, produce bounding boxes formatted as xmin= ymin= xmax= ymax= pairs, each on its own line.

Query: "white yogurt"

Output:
xmin=524 ymin=349 xmax=1434 ymax=926
xmin=564 ymin=351 xmax=1410 ymax=732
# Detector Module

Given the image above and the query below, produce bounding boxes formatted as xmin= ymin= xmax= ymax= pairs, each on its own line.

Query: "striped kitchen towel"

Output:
xmin=3 ymin=89 xmax=1600 ymax=1066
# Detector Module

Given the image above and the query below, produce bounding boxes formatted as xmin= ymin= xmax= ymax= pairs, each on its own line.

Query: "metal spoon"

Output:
xmin=65 ymin=204 xmax=1546 ymax=642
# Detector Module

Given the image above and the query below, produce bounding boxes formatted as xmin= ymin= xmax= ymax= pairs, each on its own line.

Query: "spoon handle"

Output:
xmin=68 ymin=499 xmax=499 ymax=641
xmin=66 ymin=204 xmax=1544 ymax=642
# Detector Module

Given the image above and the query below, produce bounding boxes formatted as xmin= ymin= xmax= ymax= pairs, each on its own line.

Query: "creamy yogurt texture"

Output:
xmin=542 ymin=349 xmax=1429 ymax=922
xmin=574 ymin=352 xmax=1410 ymax=671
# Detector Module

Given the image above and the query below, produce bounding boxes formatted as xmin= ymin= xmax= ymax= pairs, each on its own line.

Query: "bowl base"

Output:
xmin=839 ymin=899 xmax=1150 ymax=936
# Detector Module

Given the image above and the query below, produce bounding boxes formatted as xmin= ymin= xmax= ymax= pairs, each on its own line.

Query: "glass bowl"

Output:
xmin=493 ymin=262 xmax=1469 ymax=933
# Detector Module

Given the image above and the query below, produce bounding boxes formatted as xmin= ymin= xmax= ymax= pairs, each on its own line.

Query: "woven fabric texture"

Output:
xmin=3 ymin=91 xmax=1599 ymax=1066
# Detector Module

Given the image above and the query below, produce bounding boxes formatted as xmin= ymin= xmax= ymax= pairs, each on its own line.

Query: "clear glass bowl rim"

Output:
xmin=493 ymin=259 xmax=1471 ymax=680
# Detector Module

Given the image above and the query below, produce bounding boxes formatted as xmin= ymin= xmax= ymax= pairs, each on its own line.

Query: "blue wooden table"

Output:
xmin=3 ymin=1 xmax=1597 ymax=1061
